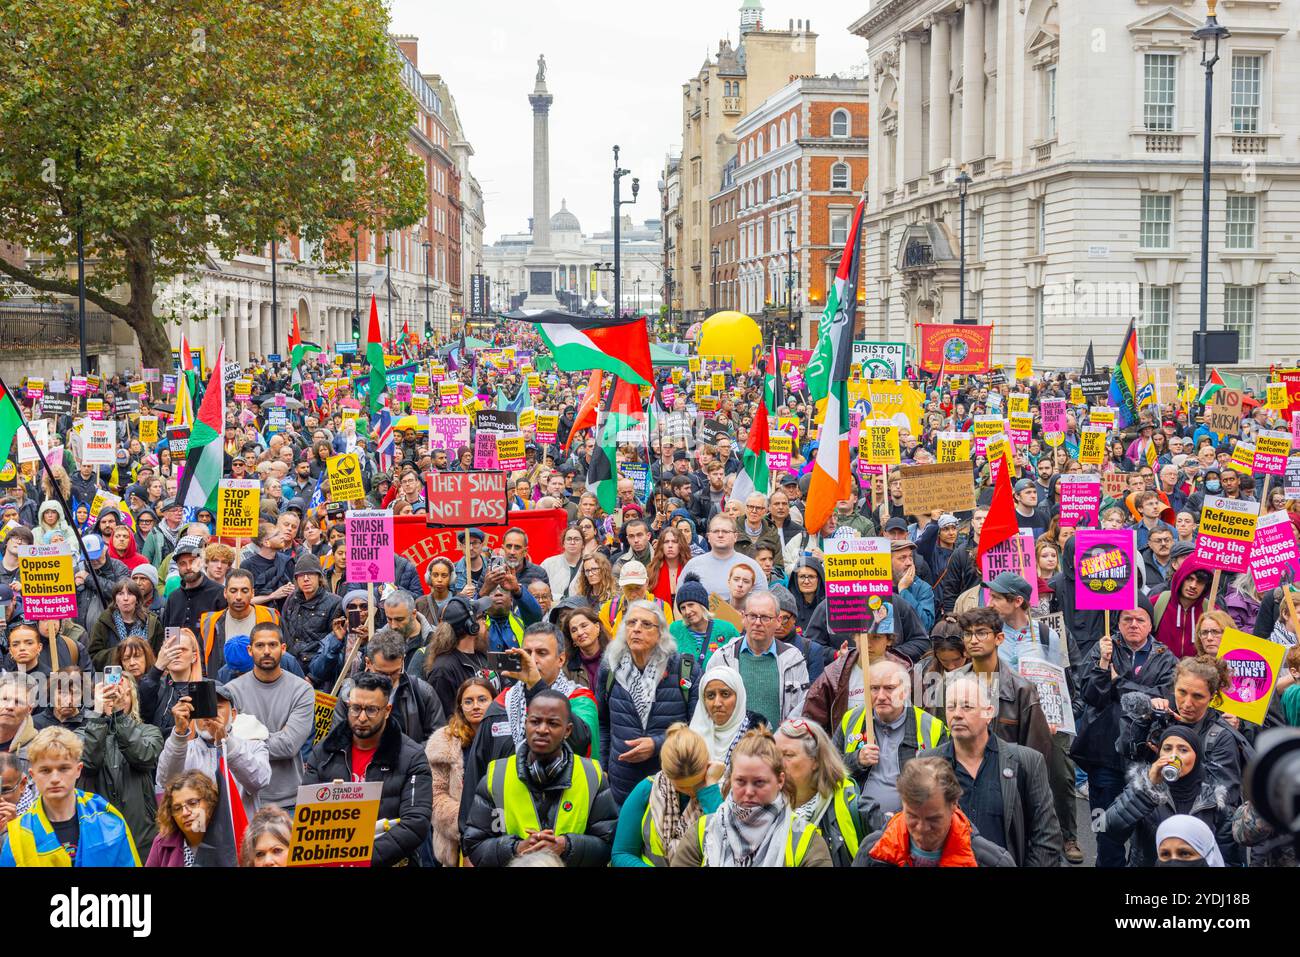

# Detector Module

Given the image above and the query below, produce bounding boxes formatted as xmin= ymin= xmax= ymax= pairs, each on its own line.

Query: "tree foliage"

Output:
xmin=0 ymin=0 xmax=427 ymax=366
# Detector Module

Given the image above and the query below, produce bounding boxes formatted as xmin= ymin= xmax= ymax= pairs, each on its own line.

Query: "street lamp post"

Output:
xmin=353 ymin=229 xmax=360 ymax=342
xmin=270 ymin=238 xmax=278 ymax=355
xmin=664 ymin=267 xmax=674 ymax=336
xmin=785 ymin=224 xmax=797 ymax=347
xmin=710 ymin=246 xmax=720 ymax=315
xmin=954 ymin=167 xmax=972 ymax=324
xmin=421 ymin=241 xmax=431 ymax=343
xmin=613 ymin=145 xmax=639 ymax=320
xmin=634 ymin=277 xmax=642 ymax=315
xmin=1193 ymin=0 xmax=1230 ymax=388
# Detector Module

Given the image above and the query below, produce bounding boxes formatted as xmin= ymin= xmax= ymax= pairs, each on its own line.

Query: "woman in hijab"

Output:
xmin=669 ymin=728 xmax=831 ymax=867
xmin=1155 ymin=814 xmax=1226 ymax=867
xmin=788 ymin=557 xmax=825 ymax=632
xmin=1103 ymin=725 xmax=1231 ymax=867
xmin=688 ymin=666 xmax=766 ymax=766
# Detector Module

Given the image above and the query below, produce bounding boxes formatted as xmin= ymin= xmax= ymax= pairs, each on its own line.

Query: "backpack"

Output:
xmin=605 ymin=654 xmax=694 ymax=706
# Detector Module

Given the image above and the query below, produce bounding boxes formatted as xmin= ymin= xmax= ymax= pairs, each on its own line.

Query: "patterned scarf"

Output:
xmin=703 ymin=795 xmax=791 ymax=868
xmin=505 ymin=673 xmax=577 ymax=748
xmin=614 ymin=647 xmax=668 ymax=728
xmin=112 ymin=610 xmax=147 ymax=645
xmin=648 ymin=770 xmax=701 ymax=861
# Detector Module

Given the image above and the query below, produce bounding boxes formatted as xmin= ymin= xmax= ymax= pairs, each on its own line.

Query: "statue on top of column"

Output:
xmin=536 ymin=54 xmax=546 ymax=84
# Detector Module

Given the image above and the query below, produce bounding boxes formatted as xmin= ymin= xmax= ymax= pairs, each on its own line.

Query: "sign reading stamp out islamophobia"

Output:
xmin=345 ymin=509 xmax=395 ymax=583
xmin=1214 ymin=627 xmax=1286 ymax=726
xmin=822 ymin=536 xmax=892 ymax=634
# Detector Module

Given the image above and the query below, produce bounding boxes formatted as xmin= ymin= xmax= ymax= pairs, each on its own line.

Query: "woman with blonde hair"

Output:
xmin=577 ymin=552 xmax=617 ymax=607
xmin=1193 ymin=609 xmax=1234 ymax=658
xmin=669 ymin=727 xmax=831 ymax=867
xmin=774 ymin=717 xmax=871 ymax=866
xmin=425 ymin=676 xmax=494 ymax=866
xmin=611 ymin=723 xmax=725 ymax=866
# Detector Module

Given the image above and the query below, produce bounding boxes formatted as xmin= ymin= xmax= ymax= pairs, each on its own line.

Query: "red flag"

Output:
xmin=288 ymin=309 xmax=302 ymax=352
xmin=976 ymin=458 xmax=1019 ymax=566
xmin=564 ymin=369 xmax=605 ymax=452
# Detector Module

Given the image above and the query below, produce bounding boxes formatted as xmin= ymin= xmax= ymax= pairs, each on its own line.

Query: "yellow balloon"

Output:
xmin=697 ymin=311 xmax=763 ymax=373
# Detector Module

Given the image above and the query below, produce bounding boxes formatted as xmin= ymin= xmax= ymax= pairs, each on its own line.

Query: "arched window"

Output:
xmin=791 ymin=114 xmax=799 ymax=139
xmin=831 ymin=109 xmax=850 ymax=138
xmin=782 ymin=118 xmax=790 ymax=144
xmin=780 ymin=168 xmax=789 ymax=194
xmin=831 ymin=162 xmax=850 ymax=190
xmin=791 ymin=164 xmax=799 ymax=190
xmin=771 ymin=123 xmax=779 ymax=147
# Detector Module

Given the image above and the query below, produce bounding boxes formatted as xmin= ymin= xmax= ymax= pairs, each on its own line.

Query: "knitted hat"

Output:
xmin=132 ymin=563 xmax=159 ymax=588
xmin=768 ymin=582 xmax=797 ymax=616
xmin=293 ymin=552 xmax=323 ymax=577
xmin=675 ymin=575 xmax=709 ymax=611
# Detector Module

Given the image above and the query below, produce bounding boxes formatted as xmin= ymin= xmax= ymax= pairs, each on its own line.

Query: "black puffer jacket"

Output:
xmin=1103 ymin=767 xmax=1232 ymax=868
xmin=1119 ymin=706 xmax=1252 ymax=807
xmin=280 ymin=586 xmax=343 ymax=676
xmin=303 ymin=718 xmax=432 ymax=867
xmin=1071 ymin=638 xmax=1177 ymax=770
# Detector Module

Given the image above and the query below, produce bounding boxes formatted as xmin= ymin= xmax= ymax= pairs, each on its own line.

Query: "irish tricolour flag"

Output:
xmin=527 ymin=311 xmax=653 ymax=386
xmin=178 ymin=344 xmax=227 ymax=515
xmin=803 ymin=198 xmax=866 ymax=535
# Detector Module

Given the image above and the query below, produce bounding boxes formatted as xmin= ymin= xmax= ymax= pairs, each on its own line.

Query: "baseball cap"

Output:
xmin=1013 ymin=478 xmax=1035 ymax=495
xmin=173 ymin=536 xmax=204 ymax=558
xmin=884 ymin=517 xmax=908 ymax=533
xmin=890 ymin=538 xmax=916 ymax=553
xmin=619 ymin=560 xmax=649 ymax=587
xmin=82 ymin=533 xmax=105 ymax=560
xmin=780 ymin=472 xmax=800 ymax=487
xmin=983 ymin=572 xmax=1033 ymax=602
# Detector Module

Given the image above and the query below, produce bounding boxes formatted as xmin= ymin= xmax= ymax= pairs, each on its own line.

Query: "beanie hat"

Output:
xmin=293 ymin=552 xmax=323 ymax=577
xmin=223 ymin=634 xmax=254 ymax=675
xmin=768 ymin=582 xmax=797 ymax=616
xmin=132 ymin=563 xmax=159 ymax=588
xmin=675 ymin=575 xmax=709 ymax=611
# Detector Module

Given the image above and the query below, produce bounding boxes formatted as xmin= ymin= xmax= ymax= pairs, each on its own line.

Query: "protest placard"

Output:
xmin=1041 ymin=398 xmax=1067 ymax=447
xmin=167 ymin=424 xmax=190 ymax=456
xmin=1214 ymin=627 xmax=1286 ymax=726
xmin=985 ymin=435 xmax=1013 ymax=489
xmin=37 ymin=395 xmax=71 ymax=418
xmin=18 ymin=544 xmax=76 ymax=620
xmin=326 ymin=453 xmax=366 ymax=502
xmin=312 ymin=691 xmax=337 ymax=745
xmin=1069 ymin=385 xmax=1085 ymax=406
xmin=345 ymin=510 xmax=395 ymax=583
xmin=496 ymin=433 xmax=526 ymax=470
xmin=981 ymin=533 xmax=1038 ymax=606
xmin=936 ymin=432 xmax=970 ymax=464
xmin=767 ymin=433 xmax=793 ymax=471
xmin=137 ymin=416 xmax=158 ymax=446
xmin=1058 ymin=475 xmax=1101 ymax=528
xmin=1008 ymin=393 xmax=1030 ymax=416
xmin=1079 ymin=426 xmax=1106 ymax=465
xmin=81 ymin=420 xmax=116 ymax=465
xmin=1248 ymin=510 xmax=1299 ymax=591
xmin=26 ymin=378 xmax=44 ymax=400
xmin=535 ymin=412 xmax=560 ymax=445
xmin=287 ymin=781 xmax=382 ymax=867
xmin=1018 ymin=659 xmax=1076 ymax=734
xmin=1080 ymin=373 xmax=1110 ymax=399
xmin=1089 ymin=406 xmax=1115 ymax=430
xmin=1101 ymin=470 xmax=1128 ymax=501
xmin=439 ymin=383 xmax=461 ymax=408
xmin=475 ymin=410 xmax=517 ymax=434
xmin=410 ymin=393 xmax=430 ymax=413
xmin=1014 ymin=357 xmax=1033 ymax=381
xmin=1267 ymin=381 xmax=1288 ymax=409
xmin=1207 ymin=388 xmax=1243 ymax=438
xmin=1254 ymin=429 xmax=1291 ymax=476
xmin=216 ymin=479 xmax=260 ymax=538
xmin=1008 ymin=411 xmax=1034 ymax=449
xmin=1286 ymin=456 xmax=1300 ymax=500
xmin=822 ymin=536 xmax=892 ymax=634
xmin=859 ymin=421 xmax=900 ymax=465
xmin=16 ymin=418 xmax=49 ymax=465
xmin=1151 ymin=365 xmax=1179 ymax=407
xmin=1227 ymin=441 xmax=1255 ymax=475
xmin=517 ymin=408 xmax=536 ymax=431
xmin=851 ymin=341 xmax=907 ymax=379
xmin=1196 ymin=496 xmax=1259 ymax=573
xmin=427 ymin=414 xmax=470 ymax=452
xmin=1073 ymin=529 xmax=1138 ymax=611
xmin=233 ymin=379 xmax=252 ymax=401
xmin=900 ymin=462 xmax=976 ymax=516
xmin=425 ymin=471 xmax=508 ymax=526
xmin=972 ymin=415 xmax=1004 ymax=457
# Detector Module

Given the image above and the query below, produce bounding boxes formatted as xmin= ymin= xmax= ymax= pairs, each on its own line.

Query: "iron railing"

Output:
xmin=0 ymin=304 xmax=114 ymax=346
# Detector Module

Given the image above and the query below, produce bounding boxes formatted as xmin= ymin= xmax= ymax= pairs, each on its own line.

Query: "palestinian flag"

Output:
xmin=363 ymin=295 xmax=386 ymax=414
xmin=178 ymin=344 xmax=226 ymax=515
xmin=803 ymin=198 xmax=866 ymax=535
xmin=564 ymin=369 xmax=604 ymax=452
xmin=0 ymin=379 xmax=26 ymax=462
xmin=397 ymin=320 xmax=411 ymax=357
xmin=731 ymin=394 xmax=770 ymax=506
xmin=764 ymin=341 xmax=784 ymax=415
xmin=524 ymin=311 xmax=653 ymax=386
xmin=1197 ymin=368 xmax=1226 ymax=405
xmin=588 ymin=377 xmax=643 ymax=513
xmin=288 ymin=310 xmax=322 ymax=391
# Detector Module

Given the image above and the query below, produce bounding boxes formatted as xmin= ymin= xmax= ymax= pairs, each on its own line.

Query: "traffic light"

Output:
xmin=424 ymin=319 xmax=433 ymax=339
xmin=351 ymin=311 xmax=360 ymax=340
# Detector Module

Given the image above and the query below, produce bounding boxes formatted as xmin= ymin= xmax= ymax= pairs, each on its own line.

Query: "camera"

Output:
xmin=1245 ymin=728 xmax=1300 ymax=836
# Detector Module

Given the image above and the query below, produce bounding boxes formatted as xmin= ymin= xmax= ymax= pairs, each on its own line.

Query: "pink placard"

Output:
xmin=1041 ymin=397 xmax=1067 ymax=438
xmin=980 ymin=533 xmax=1038 ymax=606
xmin=1248 ymin=511 xmax=1299 ymax=591
xmin=1058 ymin=475 xmax=1101 ymax=528
xmin=345 ymin=510 xmax=395 ymax=583
xmin=473 ymin=431 xmax=498 ymax=469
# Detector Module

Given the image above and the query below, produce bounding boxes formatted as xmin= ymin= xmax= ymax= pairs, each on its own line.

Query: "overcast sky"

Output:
xmin=389 ymin=0 xmax=868 ymax=246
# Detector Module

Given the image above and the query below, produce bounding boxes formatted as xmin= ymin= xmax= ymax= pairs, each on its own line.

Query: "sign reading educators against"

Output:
xmin=425 ymin=470 xmax=508 ymax=527
xmin=216 ymin=480 xmax=260 ymax=538
xmin=18 ymin=544 xmax=76 ymax=619
xmin=287 ymin=781 xmax=382 ymax=867
xmin=327 ymin=452 xmax=366 ymax=502
xmin=1196 ymin=496 xmax=1259 ymax=573
xmin=1214 ymin=627 xmax=1286 ymax=726
xmin=900 ymin=462 xmax=976 ymax=516
xmin=823 ymin=537 xmax=891 ymax=635
xmin=1248 ymin=510 xmax=1300 ymax=591
xmin=1073 ymin=529 xmax=1137 ymax=611
xmin=345 ymin=510 xmax=395 ymax=583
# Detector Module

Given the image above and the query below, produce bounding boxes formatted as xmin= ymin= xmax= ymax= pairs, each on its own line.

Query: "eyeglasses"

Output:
xmin=625 ymin=618 xmax=659 ymax=632
xmin=963 ymin=628 xmax=996 ymax=640
xmin=744 ymin=613 xmax=775 ymax=624
xmin=709 ymin=528 xmax=736 ymax=535
xmin=347 ymin=704 xmax=384 ymax=718
xmin=171 ymin=797 xmax=206 ymax=815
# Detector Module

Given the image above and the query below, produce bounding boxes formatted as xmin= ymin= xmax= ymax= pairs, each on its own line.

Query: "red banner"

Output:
xmin=1277 ymin=369 xmax=1300 ymax=419
xmin=394 ymin=509 xmax=567 ymax=587
xmin=916 ymin=323 xmax=994 ymax=374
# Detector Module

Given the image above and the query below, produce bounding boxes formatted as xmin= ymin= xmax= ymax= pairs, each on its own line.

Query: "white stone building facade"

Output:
xmin=852 ymin=0 xmax=1300 ymax=373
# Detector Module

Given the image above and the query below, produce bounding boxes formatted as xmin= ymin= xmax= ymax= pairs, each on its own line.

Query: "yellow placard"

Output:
xmin=1267 ymin=382 xmax=1288 ymax=410
xmin=1257 ymin=430 xmax=1291 ymax=461
xmin=1227 ymin=442 xmax=1255 ymax=475
xmin=527 ymin=373 xmax=541 ymax=390
xmin=768 ymin=433 xmax=793 ymax=456
xmin=518 ymin=408 xmax=536 ymax=429
xmin=495 ymin=434 xmax=525 ymax=463
xmin=287 ymin=782 xmax=381 ymax=867
xmin=1213 ymin=627 xmax=1286 ymax=726
xmin=535 ymin=412 xmax=560 ymax=439
xmin=503 ymin=347 xmax=515 ymax=360
xmin=1070 ymin=385 xmax=1085 ymax=406
xmin=86 ymin=398 xmax=104 ymax=413
xmin=862 ymin=382 xmax=924 ymax=435
xmin=1008 ymin=393 xmax=1029 ymax=416
xmin=973 ymin=416 xmax=1005 ymax=439
xmin=670 ymin=368 xmax=683 ymax=384
xmin=138 ymin=416 xmax=158 ymax=445
xmin=688 ymin=357 xmax=700 ymax=373
xmin=1089 ymin=406 xmax=1115 ymax=430
xmin=411 ymin=394 xmax=430 ymax=413
xmin=234 ymin=379 xmax=252 ymax=399
xmin=312 ymin=691 xmax=338 ymax=745
xmin=936 ymin=433 xmax=970 ymax=464
xmin=711 ymin=372 xmax=725 ymax=391
xmin=1015 ymin=357 xmax=1033 ymax=380
xmin=698 ymin=395 xmax=719 ymax=413
xmin=1079 ymin=427 xmax=1106 ymax=465
xmin=985 ymin=434 xmax=1014 ymax=479
xmin=413 ymin=373 xmax=430 ymax=390
xmin=129 ymin=381 xmax=148 ymax=395
xmin=438 ymin=383 xmax=460 ymax=405
xmin=326 ymin=452 xmax=366 ymax=502
xmin=860 ymin=422 xmax=900 ymax=465
xmin=216 ymin=479 xmax=261 ymax=538
xmin=1198 ymin=501 xmax=1257 ymax=543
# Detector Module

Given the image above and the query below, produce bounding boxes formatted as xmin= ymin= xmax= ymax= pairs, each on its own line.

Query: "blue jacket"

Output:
xmin=596 ymin=652 xmax=699 ymax=806
xmin=895 ymin=578 xmax=936 ymax=633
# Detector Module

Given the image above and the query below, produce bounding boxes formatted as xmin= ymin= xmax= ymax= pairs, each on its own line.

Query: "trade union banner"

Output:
xmin=916 ymin=323 xmax=994 ymax=374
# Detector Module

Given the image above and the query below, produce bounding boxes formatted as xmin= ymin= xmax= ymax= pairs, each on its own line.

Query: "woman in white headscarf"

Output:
xmin=1155 ymin=815 xmax=1226 ymax=867
xmin=689 ymin=666 xmax=767 ymax=766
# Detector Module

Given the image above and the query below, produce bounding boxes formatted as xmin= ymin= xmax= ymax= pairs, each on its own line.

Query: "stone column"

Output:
xmin=221 ymin=296 xmax=236 ymax=366
xmin=961 ymin=0 xmax=986 ymax=162
xmin=929 ymin=16 xmax=952 ymax=171
xmin=529 ymin=67 xmax=553 ymax=253
xmin=235 ymin=297 xmax=251 ymax=365
xmin=900 ymin=33 xmax=924 ymax=184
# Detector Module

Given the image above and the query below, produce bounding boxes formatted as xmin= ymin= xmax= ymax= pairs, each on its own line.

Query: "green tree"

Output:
xmin=0 ymin=0 xmax=426 ymax=368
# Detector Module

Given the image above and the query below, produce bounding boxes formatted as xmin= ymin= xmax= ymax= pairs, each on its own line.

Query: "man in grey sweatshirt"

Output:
xmin=227 ymin=621 xmax=315 ymax=810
